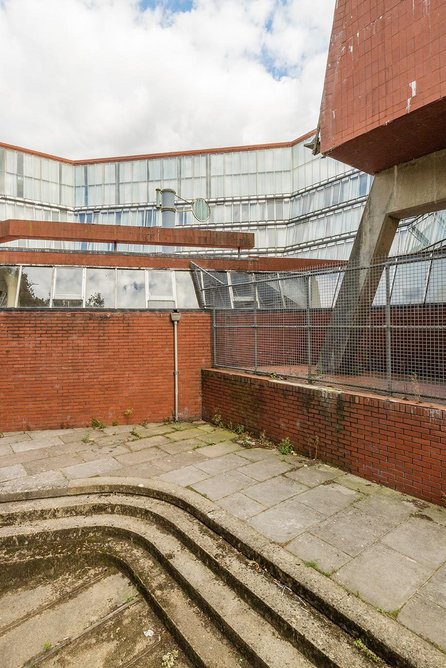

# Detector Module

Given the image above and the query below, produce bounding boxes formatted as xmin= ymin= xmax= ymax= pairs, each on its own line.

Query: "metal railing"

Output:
xmin=195 ymin=251 xmax=446 ymax=401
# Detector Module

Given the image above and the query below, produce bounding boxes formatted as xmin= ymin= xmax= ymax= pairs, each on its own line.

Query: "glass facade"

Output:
xmin=1 ymin=136 xmax=445 ymax=261
xmin=2 ymin=260 xmax=442 ymax=311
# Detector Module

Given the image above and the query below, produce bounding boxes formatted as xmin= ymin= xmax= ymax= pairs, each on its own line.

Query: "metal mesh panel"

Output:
xmin=201 ymin=252 xmax=446 ymax=402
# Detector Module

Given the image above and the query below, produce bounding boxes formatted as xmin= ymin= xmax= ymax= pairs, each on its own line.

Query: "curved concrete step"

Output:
xmin=1 ymin=494 xmax=376 ymax=668
xmin=0 ymin=479 xmax=444 ymax=668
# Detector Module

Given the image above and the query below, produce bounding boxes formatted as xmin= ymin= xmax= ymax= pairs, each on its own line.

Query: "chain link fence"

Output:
xmin=192 ymin=251 xmax=446 ymax=401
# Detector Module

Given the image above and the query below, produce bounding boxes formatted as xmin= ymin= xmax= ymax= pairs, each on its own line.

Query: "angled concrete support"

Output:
xmin=318 ymin=148 xmax=446 ymax=374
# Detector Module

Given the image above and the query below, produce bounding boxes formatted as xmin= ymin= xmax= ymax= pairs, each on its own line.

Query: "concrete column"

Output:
xmin=318 ymin=148 xmax=446 ymax=374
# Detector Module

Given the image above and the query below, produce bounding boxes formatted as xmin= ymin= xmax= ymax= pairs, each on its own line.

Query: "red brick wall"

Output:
xmin=202 ymin=369 xmax=445 ymax=506
xmin=320 ymin=0 xmax=446 ymax=173
xmin=0 ymin=311 xmax=211 ymax=431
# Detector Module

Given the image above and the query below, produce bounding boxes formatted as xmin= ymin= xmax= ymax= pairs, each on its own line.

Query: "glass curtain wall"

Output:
xmin=2 ymin=138 xmax=445 ymax=260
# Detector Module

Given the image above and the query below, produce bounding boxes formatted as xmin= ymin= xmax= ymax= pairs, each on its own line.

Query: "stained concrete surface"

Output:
xmin=0 ymin=560 xmax=191 ymax=668
xmin=0 ymin=420 xmax=445 ymax=654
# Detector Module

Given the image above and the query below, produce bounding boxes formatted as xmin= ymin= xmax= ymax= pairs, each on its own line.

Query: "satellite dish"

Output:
xmin=191 ymin=198 xmax=210 ymax=222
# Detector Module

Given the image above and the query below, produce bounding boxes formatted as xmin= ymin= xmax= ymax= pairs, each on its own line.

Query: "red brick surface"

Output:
xmin=202 ymin=369 xmax=446 ymax=506
xmin=320 ymin=0 xmax=446 ymax=173
xmin=0 ymin=311 xmax=211 ymax=431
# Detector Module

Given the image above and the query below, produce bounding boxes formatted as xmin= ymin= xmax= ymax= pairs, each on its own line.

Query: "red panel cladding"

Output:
xmin=319 ymin=0 xmax=446 ymax=173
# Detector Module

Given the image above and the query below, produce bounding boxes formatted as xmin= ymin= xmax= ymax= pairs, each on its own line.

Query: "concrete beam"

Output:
xmin=318 ymin=147 xmax=446 ymax=374
xmin=0 ymin=219 xmax=255 ymax=250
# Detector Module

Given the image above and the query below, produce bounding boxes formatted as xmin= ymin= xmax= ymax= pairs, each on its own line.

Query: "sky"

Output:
xmin=0 ymin=0 xmax=336 ymax=159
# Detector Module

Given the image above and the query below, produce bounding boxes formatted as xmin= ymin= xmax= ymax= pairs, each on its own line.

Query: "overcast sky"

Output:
xmin=0 ymin=0 xmax=336 ymax=159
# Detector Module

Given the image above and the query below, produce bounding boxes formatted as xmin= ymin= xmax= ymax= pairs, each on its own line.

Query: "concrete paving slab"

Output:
xmin=336 ymin=473 xmax=384 ymax=496
xmin=58 ymin=430 xmax=93 ymax=444
xmin=285 ymin=465 xmax=343 ymax=487
xmin=166 ymin=427 xmax=212 ymax=442
xmin=286 ymin=532 xmax=351 ymax=574
xmin=248 ymin=498 xmax=325 ymax=544
xmin=236 ymin=448 xmax=277 ymax=462
xmin=0 ymin=464 xmax=27 ymax=483
xmin=127 ymin=435 xmax=171 ymax=451
xmin=102 ymin=425 xmax=136 ymax=435
xmin=0 ymin=433 xmax=31 ymax=446
xmin=418 ymin=505 xmax=446 ymax=527
xmin=0 ymin=444 xmax=13 ymax=457
xmin=157 ymin=438 xmax=201 ymax=454
xmin=62 ymin=458 xmax=121 ymax=479
xmin=239 ymin=458 xmax=293 ymax=482
xmin=191 ymin=470 xmax=254 ymax=501
xmin=334 ymin=544 xmax=432 ymax=611
xmin=129 ymin=424 xmax=174 ymax=437
xmin=398 ymin=595 xmax=446 ymax=651
xmin=115 ymin=447 xmax=164 ymax=466
xmin=243 ymin=475 xmax=308 ymax=506
xmin=382 ymin=516 xmax=446 ymax=568
xmin=87 ymin=434 xmax=129 ymax=447
xmin=167 ymin=421 xmax=196 ymax=431
xmin=11 ymin=436 xmax=64 ymax=453
xmin=0 ymin=470 xmax=67 ymax=492
xmin=297 ymin=483 xmax=361 ymax=516
xmin=196 ymin=423 xmax=217 ymax=432
xmin=0 ymin=447 xmax=62 ymax=468
xmin=79 ymin=445 xmax=129 ymax=461
xmin=24 ymin=454 xmax=84 ymax=476
xmin=106 ymin=462 xmax=165 ymax=479
xmin=196 ymin=453 xmax=249 ymax=475
xmin=310 ymin=507 xmax=395 ymax=556
xmin=158 ymin=465 xmax=209 ymax=487
xmin=46 ymin=441 xmax=94 ymax=457
xmin=196 ymin=441 xmax=242 ymax=458
xmin=353 ymin=493 xmax=415 ymax=523
xmin=418 ymin=564 xmax=446 ymax=608
xmin=197 ymin=428 xmax=237 ymax=443
xmin=152 ymin=451 xmax=208 ymax=473
xmin=217 ymin=492 xmax=266 ymax=520
xmin=26 ymin=429 xmax=70 ymax=439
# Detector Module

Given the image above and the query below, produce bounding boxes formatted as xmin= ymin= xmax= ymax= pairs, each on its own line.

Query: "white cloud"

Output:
xmin=0 ymin=0 xmax=336 ymax=158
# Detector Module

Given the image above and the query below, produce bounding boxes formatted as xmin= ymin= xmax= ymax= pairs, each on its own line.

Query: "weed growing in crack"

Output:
xmin=303 ymin=560 xmax=330 ymax=577
xmin=353 ymin=639 xmax=382 ymax=664
xmin=91 ymin=418 xmax=105 ymax=430
xmin=162 ymin=649 xmax=179 ymax=667
xmin=277 ymin=437 xmax=293 ymax=455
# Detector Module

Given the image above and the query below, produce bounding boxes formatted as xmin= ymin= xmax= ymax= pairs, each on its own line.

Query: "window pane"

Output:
xmin=176 ymin=272 xmax=199 ymax=308
xmin=391 ymin=261 xmax=429 ymax=304
xmin=54 ymin=267 xmax=83 ymax=298
xmin=18 ymin=267 xmax=52 ymax=307
xmin=149 ymin=271 xmax=173 ymax=297
xmin=117 ymin=270 xmax=145 ymax=308
xmin=86 ymin=268 xmax=116 ymax=308
xmin=426 ymin=258 xmax=446 ymax=302
xmin=0 ymin=266 xmax=19 ymax=307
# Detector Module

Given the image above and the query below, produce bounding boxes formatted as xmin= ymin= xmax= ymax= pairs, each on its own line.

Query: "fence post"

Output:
xmin=253 ymin=277 xmax=258 ymax=372
xmin=385 ymin=264 xmax=392 ymax=394
xmin=212 ymin=308 xmax=217 ymax=367
xmin=306 ymin=274 xmax=312 ymax=382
